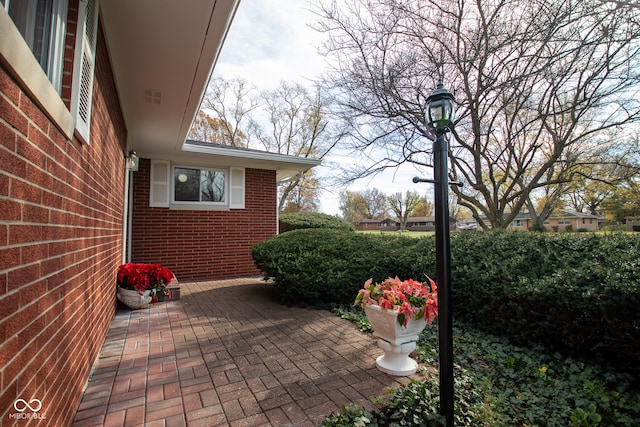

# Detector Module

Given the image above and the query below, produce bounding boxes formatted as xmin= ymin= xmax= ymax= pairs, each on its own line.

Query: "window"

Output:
xmin=174 ymin=167 xmax=226 ymax=203
xmin=149 ymin=160 xmax=245 ymax=209
xmin=5 ymin=0 xmax=68 ymax=93
xmin=511 ymin=219 xmax=524 ymax=227
xmin=558 ymin=219 xmax=571 ymax=225
xmin=1 ymin=0 xmax=98 ymax=142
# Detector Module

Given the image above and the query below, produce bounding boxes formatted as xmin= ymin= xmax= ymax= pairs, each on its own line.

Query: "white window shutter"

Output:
xmin=150 ymin=160 xmax=171 ymax=208
xmin=229 ymin=168 xmax=245 ymax=209
xmin=70 ymin=0 xmax=98 ymax=144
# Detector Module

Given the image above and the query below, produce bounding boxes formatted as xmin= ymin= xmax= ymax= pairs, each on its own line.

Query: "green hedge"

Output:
xmin=251 ymin=229 xmax=425 ymax=306
xmin=278 ymin=212 xmax=355 ymax=233
xmin=449 ymin=231 xmax=640 ymax=367
xmin=251 ymin=229 xmax=640 ymax=366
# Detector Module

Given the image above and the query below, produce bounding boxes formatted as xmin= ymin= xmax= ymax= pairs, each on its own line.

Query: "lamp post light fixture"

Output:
xmin=425 ymin=81 xmax=455 ymax=427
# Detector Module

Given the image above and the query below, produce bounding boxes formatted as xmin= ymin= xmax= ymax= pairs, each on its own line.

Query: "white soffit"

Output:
xmin=100 ymin=0 xmax=240 ymax=153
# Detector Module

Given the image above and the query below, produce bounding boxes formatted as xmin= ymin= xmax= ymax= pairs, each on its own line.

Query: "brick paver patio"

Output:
xmin=71 ymin=277 xmax=426 ymax=426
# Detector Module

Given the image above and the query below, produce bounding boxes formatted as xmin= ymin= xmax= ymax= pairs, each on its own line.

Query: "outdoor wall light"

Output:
xmin=425 ymin=81 xmax=455 ymax=134
xmin=126 ymin=150 xmax=139 ymax=171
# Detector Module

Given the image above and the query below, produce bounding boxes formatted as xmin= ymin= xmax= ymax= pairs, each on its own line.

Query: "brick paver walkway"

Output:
xmin=72 ymin=278 xmax=425 ymax=426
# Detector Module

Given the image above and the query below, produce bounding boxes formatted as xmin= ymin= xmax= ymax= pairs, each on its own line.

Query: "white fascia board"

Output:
xmin=180 ymin=142 xmax=322 ymax=169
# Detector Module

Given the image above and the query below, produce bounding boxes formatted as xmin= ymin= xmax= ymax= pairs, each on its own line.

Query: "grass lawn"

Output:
xmin=358 ymin=230 xmax=435 ymax=237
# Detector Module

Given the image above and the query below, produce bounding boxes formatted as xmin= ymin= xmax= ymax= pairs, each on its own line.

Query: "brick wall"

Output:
xmin=0 ymin=21 xmax=126 ymax=426
xmin=131 ymin=160 xmax=277 ymax=280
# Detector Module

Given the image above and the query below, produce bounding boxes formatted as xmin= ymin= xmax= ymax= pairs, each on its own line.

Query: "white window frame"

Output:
xmin=3 ymin=0 xmax=68 ymax=93
xmin=149 ymin=160 xmax=245 ymax=210
xmin=0 ymin=2 xmax=73 ymax=138
xmin=0 ymin=0 xmax=98 ymax=142
xmin=172 ymin=165 xmax=228 ymax=206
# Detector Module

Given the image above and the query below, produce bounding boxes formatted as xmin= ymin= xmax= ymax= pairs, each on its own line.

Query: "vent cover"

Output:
xmin=144 ymin=89 xmax=162 ymax=104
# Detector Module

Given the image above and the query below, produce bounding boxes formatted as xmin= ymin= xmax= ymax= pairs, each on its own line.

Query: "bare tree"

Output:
xmin=388 ymin=190 xmax=422 ymax=230
xmin=255 ymin=81 xmax=344 ymax=212
xmin=191 ymin=77 xmax=346 ymax=213
xmin=280 ymin=170 xmax=320 ymax=213
xmin=361 ymin=188 xmax=389 ymax=218
xmin=195 ymin=77 xmax=260 ymax=146
xmin=188 ymin=111 xmax=249 ymax=146
xmin=314 ymin=0 xmax=640 ymax=228
xmin=564 ymin=155 xmax=640 ymax=215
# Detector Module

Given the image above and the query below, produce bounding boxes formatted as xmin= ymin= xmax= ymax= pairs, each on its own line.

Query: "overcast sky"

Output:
xmin=214 ymin=0 xmax=326 ymax=89
xmin=213 ymin=0 xmax=436 ymax=216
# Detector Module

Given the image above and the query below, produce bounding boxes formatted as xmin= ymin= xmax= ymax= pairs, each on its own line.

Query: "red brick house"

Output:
xmin=357 ymin=217 xmax=456 ymax=231
xmin=131 ymin=141 xmax=319 ymax=281
xmin=0 ymin=1 xmax=317 ymax=425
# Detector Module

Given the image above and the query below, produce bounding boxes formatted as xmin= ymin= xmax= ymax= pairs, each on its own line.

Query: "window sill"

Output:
xmin=169 ymin=203 xmax=230 ymax=211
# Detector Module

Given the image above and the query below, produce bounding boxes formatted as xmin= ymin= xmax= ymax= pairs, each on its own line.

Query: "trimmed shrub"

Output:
xmin=252 ymin=229 xmax=640 ymax=366
xmin=278 ymin=212 xmax=355 ymax=233
xmin=252 ymin=229 xmax=428 ymax=306
xmin=449 ymin=230 xmax=640 ymax=367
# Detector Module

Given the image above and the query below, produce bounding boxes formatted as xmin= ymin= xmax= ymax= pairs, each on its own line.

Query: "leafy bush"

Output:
xmin=252 ymin=229 xmax=640 ymax=365
xmin=448 ymin=231 xmax=640 ymax=369
xmin=252 ymin=229 xmax=425 ymax=306
xmin=278 ymin=211 xmax=355 ymax=232
xmin=327 ymin=307 xmax=640 ymax=426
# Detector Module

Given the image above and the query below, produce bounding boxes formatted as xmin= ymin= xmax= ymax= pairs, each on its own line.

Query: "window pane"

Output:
xmin=200 ymin=170 xmax=225 ymax=202
xmin=33 ymin=0 xmax=54 ymax=68
xmin=174 ymin=168 xmax=200 ymax=201
xmin=8 ymin=3 xmax=31 ymax=43
xmin=7 ymin=0 xmax=67 ymax=92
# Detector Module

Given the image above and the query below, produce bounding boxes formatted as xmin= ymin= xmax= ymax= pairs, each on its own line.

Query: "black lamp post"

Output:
xmin=426 ymin=81 xmax=455 ymax=427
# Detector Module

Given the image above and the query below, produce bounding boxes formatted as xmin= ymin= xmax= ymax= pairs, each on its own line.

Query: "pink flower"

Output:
xmin=354 ymin=276 xmax=439 ymax=327
xmin=398 ymin=301 xmax=414 ymax=327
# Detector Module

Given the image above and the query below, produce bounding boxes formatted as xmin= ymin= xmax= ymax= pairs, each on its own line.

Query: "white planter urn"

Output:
xmin=364 ymin=304 xmax=428 ymax=376
xmin=117 ymin=287 xmax=152 ymax=309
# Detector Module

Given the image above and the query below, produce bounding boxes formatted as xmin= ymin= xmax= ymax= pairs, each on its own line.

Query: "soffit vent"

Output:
xmin=144 ymin=89 xmax=162 ymax=104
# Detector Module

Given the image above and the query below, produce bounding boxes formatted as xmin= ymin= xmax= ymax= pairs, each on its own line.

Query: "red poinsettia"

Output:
xmin=117 ymin=263 xmax=173 ymax=301
xmin=354 ymin=276 xmax=438 ymax=327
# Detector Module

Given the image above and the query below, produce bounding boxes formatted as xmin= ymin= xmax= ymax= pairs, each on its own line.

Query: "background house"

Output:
xmin=626 ymin=216 xmax=640 ymax=232
xmin=507 ymin=210 xmax=600 ymax=232
xmin=356 ymin=217 xmax=456 ymax=231
xmin=1 ymin=1 xmax=317 ymax=424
